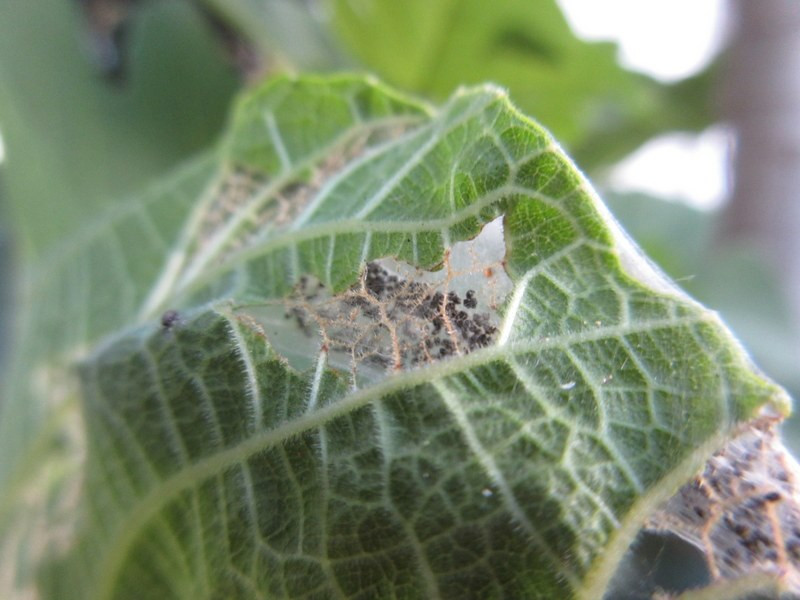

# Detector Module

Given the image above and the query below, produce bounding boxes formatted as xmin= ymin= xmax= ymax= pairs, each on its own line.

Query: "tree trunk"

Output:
xmin=719 ymin=0 xmax=800 ymax=333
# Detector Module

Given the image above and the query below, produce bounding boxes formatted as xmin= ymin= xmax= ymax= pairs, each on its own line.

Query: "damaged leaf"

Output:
xmin=0 ymin=74 xmax=791 ymax=599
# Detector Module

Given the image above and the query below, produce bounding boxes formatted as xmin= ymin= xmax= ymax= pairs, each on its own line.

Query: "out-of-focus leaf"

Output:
xmin=572 ymin=69 xmax=716 ymax=170
xmin=330 ymin=0 xmax=714 ymax=170
xmin=0 ymin=225 xmax=10 ymax=374
xmin=197 ymin=0 xmax=349 ymax=71
xmin=0 ymin=0 xmax=239 ymax=255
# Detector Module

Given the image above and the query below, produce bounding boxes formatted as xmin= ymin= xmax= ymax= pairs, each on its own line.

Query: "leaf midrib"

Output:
xmin=171 ymin=179 xmax=555 ymax=305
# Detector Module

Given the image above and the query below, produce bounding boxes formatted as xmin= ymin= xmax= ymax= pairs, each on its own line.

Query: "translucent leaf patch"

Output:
xmin=234 ymin=216 xmax=511 ymax=384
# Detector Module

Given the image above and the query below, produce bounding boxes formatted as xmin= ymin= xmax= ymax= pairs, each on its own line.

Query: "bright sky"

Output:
xmin=558 ymin=0 xmax=729 ymax=209
xmin=608 ymin=126 xmax=732 ymax=210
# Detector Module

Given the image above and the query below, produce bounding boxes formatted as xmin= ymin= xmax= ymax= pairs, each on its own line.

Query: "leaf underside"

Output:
xmin=0 ymin=75 xmax=788 ymax=600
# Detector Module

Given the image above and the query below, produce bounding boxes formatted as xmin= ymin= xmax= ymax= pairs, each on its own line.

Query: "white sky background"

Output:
xmin=557 ymin=0 xmax=730 ymax=209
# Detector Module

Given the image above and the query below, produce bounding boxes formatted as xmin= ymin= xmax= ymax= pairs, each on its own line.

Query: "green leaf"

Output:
xmin=0 ymin=0 xmax=239 ymax=255
xmin=329 ymin=0 xmax=713 ymax=170
xmin=0 ymin=74 xmax=788 ymax=599
xmin=605 ymin=192 xmax=800 ymax=416
xmin=195 ymin=0 xmax=350 ymax=71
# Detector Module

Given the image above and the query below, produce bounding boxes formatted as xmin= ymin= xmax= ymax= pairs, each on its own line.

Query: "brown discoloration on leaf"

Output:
xmin=647 ymin=415 xmax=800 ymax=593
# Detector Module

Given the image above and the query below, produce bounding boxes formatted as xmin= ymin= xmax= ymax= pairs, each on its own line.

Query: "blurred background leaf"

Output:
xmin=329 ymin=0 xmax=714 ymax=169
xmin=195 ymin=0 xmax=347 ymax=71
xmin=0 ymin=0 xmax=239 ymax=255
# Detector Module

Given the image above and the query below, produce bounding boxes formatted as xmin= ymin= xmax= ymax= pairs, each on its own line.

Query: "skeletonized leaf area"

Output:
xmin=1 ymin=75 xmax=789 ymax=600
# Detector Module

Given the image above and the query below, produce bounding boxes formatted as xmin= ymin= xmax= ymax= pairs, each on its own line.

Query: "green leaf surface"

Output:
xmin=605 ymin=192 xmax=800 ymax=426
xmin=0 ymin=74 xmax=788 ymax=599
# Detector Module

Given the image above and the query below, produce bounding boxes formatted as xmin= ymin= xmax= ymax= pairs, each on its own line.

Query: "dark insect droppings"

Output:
xmin=283 ymin=261 xmax=502 ymax=371
xmin=464 ymin=290 xmax=478 ymax=308
xmin=161 ymin=309 xmax=181 ymax=330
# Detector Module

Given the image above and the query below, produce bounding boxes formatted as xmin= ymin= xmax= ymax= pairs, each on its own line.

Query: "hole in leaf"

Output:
xmin=236 ymin=217 xmax=512 ymax=386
